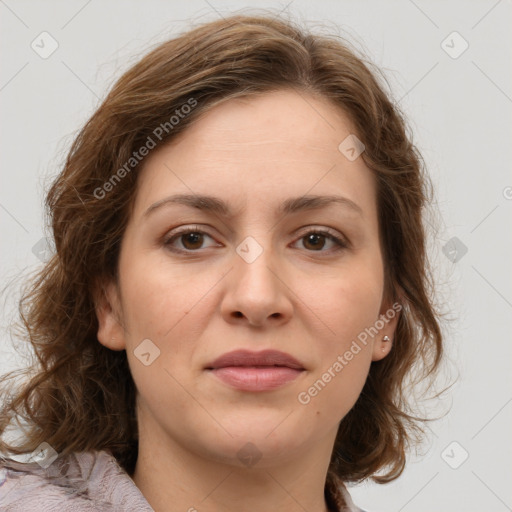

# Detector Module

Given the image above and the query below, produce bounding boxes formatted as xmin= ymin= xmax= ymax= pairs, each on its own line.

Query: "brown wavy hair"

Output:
xmin=0 ymin=12 xmax=443 ymax=484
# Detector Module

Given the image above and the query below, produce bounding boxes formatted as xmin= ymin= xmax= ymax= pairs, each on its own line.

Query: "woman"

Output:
xmin=0 ymin=13 xmax=443 ymax=512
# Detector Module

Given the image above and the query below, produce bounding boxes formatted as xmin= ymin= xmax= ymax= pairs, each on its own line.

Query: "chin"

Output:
xmin=191 ymin=417 xmax=314 ymax=468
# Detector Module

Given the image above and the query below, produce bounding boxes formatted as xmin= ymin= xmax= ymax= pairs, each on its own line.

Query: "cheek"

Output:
xmin=117 ymin=252 xmax=221 ymax=396
xmin=118 ymin=251 xmax=208 ymax=343
xmin=297 ymin=257 xmax=384 ymax=352
xmin=293 ymin=259 xmax=383 ymax=413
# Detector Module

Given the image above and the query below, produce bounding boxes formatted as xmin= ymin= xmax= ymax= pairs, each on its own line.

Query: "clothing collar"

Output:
xmin=1 ymin=450 xmax=362 ymax=511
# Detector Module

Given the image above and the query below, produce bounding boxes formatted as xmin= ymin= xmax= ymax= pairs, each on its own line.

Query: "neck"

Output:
xmin=131 ymin=413 xmax=337 ymax=512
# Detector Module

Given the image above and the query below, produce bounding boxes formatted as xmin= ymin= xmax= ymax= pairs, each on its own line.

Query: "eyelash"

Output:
xmin=163 ymin=225 xmax=349 ymax=255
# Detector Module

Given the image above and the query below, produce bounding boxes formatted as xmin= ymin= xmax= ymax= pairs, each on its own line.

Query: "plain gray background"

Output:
xmin=1 ymin=1 xmax=511 ymax=511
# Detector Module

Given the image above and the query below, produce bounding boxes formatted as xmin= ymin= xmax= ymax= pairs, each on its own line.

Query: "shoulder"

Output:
xmin=0 ymin=450 xmax=152 ymax=511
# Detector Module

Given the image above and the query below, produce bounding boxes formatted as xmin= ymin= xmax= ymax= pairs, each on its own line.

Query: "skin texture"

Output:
xmin=95 ymin=89 xmax=399 ymax=512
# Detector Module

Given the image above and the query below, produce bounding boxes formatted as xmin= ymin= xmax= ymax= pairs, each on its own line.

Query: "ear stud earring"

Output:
xmin=382 ymin=335 xmax=390 ymax=352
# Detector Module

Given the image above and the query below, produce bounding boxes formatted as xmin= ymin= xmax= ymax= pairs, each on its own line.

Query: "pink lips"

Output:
xmin=205 ymin=349 xmax=305 ymax=392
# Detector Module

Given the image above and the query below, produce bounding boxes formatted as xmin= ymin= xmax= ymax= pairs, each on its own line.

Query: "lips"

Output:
xmin=205 ymin=349 xmax=305 ymax=370
xmin=205 ymin=349 xmax=305 ymax=392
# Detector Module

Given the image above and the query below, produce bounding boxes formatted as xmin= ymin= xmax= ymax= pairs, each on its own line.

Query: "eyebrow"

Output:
xmin=143 ymin=193 xmax=363 ymax=218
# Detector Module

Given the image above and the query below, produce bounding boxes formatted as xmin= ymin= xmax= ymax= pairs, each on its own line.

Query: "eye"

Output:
xmin=292 ymin=228 xmax=348 ymax=253
xmin=163 ymin=226 xmax=349 ymax=254
xmin=163 ymin=226 xmax=219 ymax=253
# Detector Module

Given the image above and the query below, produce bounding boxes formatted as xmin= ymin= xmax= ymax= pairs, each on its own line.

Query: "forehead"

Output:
xmin=177 ymin=89 xmax=359 ymax=152
xmin=133 ymin=89 xmax=377 ymax=220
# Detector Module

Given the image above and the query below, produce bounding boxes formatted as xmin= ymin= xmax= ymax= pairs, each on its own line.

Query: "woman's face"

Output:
xmin=96 ymin=89 xmax=398 ymax=467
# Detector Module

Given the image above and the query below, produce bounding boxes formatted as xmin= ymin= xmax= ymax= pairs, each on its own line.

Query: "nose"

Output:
xmin=221 ymin=242 xmax=293 ymax=328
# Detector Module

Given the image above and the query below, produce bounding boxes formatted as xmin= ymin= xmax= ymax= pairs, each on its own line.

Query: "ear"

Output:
xmin=371 ymin=294 xmax=402 ymax=362
xmin=93 ymin=277 xmax=126 ymax=351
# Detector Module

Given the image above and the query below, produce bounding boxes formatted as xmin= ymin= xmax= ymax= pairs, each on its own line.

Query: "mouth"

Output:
xmin=205 ymin=349 xmax=305 ymax=392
